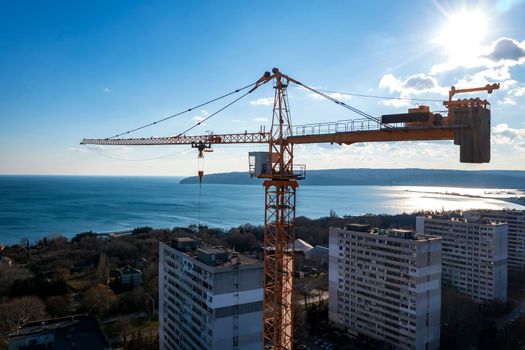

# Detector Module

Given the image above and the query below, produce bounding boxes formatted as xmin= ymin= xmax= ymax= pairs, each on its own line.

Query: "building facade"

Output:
xmin=329 ymin=225 xmax=442 ymax=350
xmin=416 ymin=216 xmax=508 ymax=302
xmin=465 ymin=209 xmax=525 ymax=271
xmin=159 ymin=238 xmax=263 ymax=350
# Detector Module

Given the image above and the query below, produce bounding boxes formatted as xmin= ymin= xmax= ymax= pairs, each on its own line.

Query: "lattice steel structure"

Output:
xmin=259 ymin=69 xmax=302 ymax=349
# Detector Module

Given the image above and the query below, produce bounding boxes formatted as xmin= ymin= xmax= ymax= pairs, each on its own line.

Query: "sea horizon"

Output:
xmin=1 ymin=175 xmax=523 ymax=245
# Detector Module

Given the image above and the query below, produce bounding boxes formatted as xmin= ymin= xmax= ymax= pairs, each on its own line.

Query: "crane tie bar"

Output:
xmin=105 ymin=82 xmax=258 ymax=139
xmin=287 ymin=80 xmax=389 ymax=128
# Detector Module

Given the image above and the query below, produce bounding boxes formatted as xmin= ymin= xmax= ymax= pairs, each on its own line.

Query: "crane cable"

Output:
xmin=105 ymin=82 xmax=258 ymax=139
xmin=174 ymin=82 xmax=268 ymax=137
xmin=197 ymin=157 xmax=203 ymax=228
xmin=313 ymin=88 xmax=444 ymax=103
xmin=288 ymin=81 xmax=388 ymax=127
xmin=176 ymin=79 xmax=270 ymax=228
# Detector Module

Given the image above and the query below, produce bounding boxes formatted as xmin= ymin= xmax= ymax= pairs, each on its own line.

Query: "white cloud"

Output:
xmin=492 ymin=123 xmax=525 ymax=152
xmin=253 ymin=117 xmax=269 ymax=123
xmin=192 ymin=116 xmax=205 ymax=122
xmin=377 ymin=73 xmax=446 ymax=108
xmin=379 ymin=99 xmax=411 ymax=108
xmin=499 ymin=97 xmax=517 ymax=105
xmin=431 ymin=37 xmax=525 ymax=74
xmin=453 ymin=67 xmax=515 ymax=93
xmin=294 ymin=140 xmax=459 ymax=169
xmin=201 ymin=110 xmax=210 ymax=116
xmin=486 ymin=38 xmax=525 ymax=62
xmin=308 ymin=92 xmax=352 ymax=101
xmin=102 ymin=86 xmax=112 ymax=93
xmin=379 ymin=73 xmax=446 ymax=96
xmin=250 ymin=97 xmax=274 ymax=106
xmin=511 ymin=87 xmax=525 ymax=96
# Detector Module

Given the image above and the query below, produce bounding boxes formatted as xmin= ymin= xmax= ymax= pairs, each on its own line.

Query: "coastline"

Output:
xmin=405 ymin=189 xmax=525 ymax=207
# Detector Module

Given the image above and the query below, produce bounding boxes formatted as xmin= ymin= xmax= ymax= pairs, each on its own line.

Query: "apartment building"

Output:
xmin=159 ymin=237 xmax=263 ymax=350
xmin=465 ymin=209 xmax=525 ymax=271
xmin=416 ymin=216 xmax=508 ymax=302
xmin=329 ymin=224 xmax=442 ymax=350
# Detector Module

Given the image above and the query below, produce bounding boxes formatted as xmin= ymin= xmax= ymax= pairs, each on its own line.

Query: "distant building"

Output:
xmin=159 ymin=237 xmax=263 ymax=350
xmin=329 ymin=224 xmax=442 ymax=350
xmin=257 ymin=243 xmax=306 ymax=272
xmin=417 ymin=215 xmax=508 ymax=302
xmin=1 ymin=255 xmax=13 ymax=267
xmin=8 ymin=314 xmax=111 ymax=350
xmin=113 ymin=265 xmax=143 ymax=287
xmin=465 ymin=209 xmax=525 ymax=271
xmin=289 ymin=239 xmax=313 ymax=254
xmin=305 ymin=245 xmax=329 ymax=269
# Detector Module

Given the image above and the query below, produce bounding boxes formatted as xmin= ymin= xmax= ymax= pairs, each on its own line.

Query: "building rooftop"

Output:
xmin=288 ymin=238 xmax=313 ymax=253
xmin=166 ymin=237 xmax=261 ymax=268
xmin=344 ymin=223 xmax=371 ymax=232
xmin=114 ymin=265 xmax=141 ymax=275
xmin=423 ymin=215 xmax=506 ymax=226
xmin=338 ymin=225 xmax=440 ymax=241
xmin=8 ymin=314 xmax=110 ymax=350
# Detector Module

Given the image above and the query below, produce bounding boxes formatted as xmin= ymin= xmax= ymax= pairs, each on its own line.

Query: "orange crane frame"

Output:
xmin=81 ymin=68 xmax=498 ymax=350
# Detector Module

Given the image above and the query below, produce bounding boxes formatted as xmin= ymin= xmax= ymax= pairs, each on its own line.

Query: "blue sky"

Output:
xmin=1 ymin=0 xmax=525 ymax=175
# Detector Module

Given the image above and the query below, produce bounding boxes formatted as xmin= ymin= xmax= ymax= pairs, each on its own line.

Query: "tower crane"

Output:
xmin=81 ymin=68 xmax=499 ymax=350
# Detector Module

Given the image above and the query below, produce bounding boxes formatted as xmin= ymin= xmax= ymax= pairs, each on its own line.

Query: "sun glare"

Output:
xmin=436 ymin=10 xmax=488 ymax=55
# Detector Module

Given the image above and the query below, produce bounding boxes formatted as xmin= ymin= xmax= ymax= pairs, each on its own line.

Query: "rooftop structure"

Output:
xmin=288 ymin=238 xmax=313 ymax=254
xmin=8 ymin=314 xmax=111 ymax=350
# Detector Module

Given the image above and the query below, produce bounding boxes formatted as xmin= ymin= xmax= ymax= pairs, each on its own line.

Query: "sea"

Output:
xmin=1 ymin=175 xmax=524 ymax=245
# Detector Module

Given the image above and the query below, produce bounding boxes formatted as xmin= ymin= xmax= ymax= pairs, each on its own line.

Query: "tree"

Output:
xmin=225 ymin=231 xmax=258 ymax=252
xmin=83 ymin=283 xmax=116 ymax=315
xmin=44 ymin=295 xmax=70 ymax=316
xmin=0 ymin=263 xmax=32 ymax=297
xmin=0 ymin=296 xmax=47 ymax=343
xmin=97 ymin=252 xmax=110 ymax=284
xmin=132 ymin=226 xmax=153 ymax=235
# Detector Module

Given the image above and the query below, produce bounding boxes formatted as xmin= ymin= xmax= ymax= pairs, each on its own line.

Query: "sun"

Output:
xmin=435 ymin=10 xmax=488 ymax=56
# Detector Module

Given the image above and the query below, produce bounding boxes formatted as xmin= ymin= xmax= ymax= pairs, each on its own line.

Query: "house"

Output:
xmin=112 ymin=265 xmax=143 ymax=287
xmin=8 ymin=314 xmax=111 ymax=350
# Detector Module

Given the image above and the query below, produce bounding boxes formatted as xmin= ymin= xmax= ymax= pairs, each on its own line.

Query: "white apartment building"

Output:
xmin=465 ymin=209 xmax=525 ymax=271
xmin=159 ymin=238 xmax=263 ymax=350
xmin=416 ymin=216 xmax=508 ymax=302
xmin=329 ymin=224 xmax=442 ymax=350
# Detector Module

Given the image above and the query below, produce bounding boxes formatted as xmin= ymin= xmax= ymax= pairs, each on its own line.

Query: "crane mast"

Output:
xmin=81 ymin=69 xmax=499 ymax=350
xmin=259 ymin=69 xmax=300 ymax=349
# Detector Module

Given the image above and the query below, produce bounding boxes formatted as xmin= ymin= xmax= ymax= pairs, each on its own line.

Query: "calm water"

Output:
xmin=0 ymin=176 xmax=523 ymax=245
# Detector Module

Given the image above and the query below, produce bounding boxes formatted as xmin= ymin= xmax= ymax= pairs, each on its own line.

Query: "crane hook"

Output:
xmin=192 ymin=141 xmax=212 ymax=184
